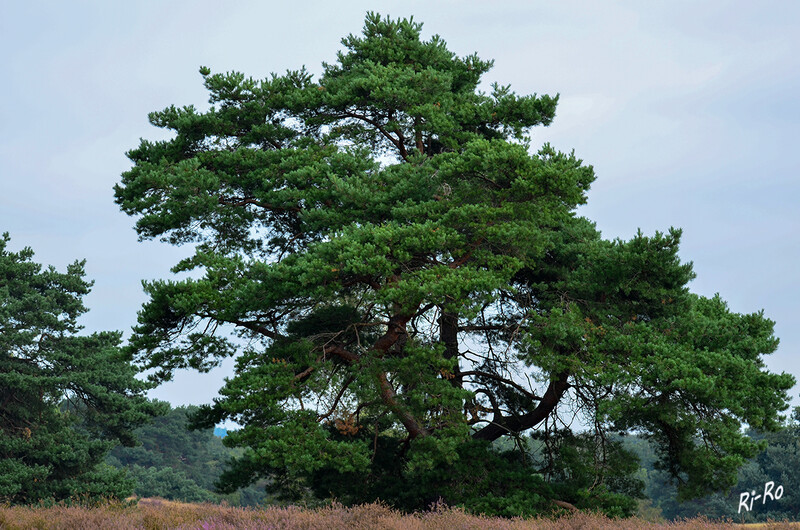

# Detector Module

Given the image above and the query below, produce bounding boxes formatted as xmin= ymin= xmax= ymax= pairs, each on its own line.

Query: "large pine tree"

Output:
xmin=114 ymin=14 xmax=794 ymax=515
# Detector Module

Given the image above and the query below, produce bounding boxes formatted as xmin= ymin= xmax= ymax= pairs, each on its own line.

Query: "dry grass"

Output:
xmin=0 ymin=499 xmax=797 ymax=529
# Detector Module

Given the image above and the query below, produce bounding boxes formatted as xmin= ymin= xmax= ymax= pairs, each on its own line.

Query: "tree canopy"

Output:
xmin=114 ymin=13 xmax=794 ymax=515
xmin=0 ymin=233 xmax=160 ymax=504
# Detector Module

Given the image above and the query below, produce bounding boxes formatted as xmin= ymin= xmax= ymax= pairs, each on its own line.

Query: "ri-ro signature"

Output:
xmin=738 ymin=481 xmax=784 ymax=513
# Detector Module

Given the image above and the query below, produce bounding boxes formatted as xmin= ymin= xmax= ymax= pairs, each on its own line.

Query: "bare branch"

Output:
xmin=317 ymin=375 xmax=356 ymax=422
xmin=218 ymin=196 xmax=301 ymax=213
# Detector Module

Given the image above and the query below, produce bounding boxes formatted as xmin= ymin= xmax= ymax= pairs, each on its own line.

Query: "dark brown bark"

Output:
xmin=472 ymin=371 xmax=570 ymax=441
xmin=323 ymin=343 xmax=359 ymax=363
xmin=372 ymin=313 xmax=412 ymax=353
xmin=377 ymin=372 xmax=430 ymax=438
xmin=373 ymin=312 xmax=430 ymax=439
xmin=439 ymin=308 xmax=461 ymax=387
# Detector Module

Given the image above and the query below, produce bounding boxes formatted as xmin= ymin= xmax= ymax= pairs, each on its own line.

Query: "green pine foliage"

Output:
xmin=0 ymin=233 xmax=161 ymax=504
xmin=113 ymin=13 xmax=795 ymax=516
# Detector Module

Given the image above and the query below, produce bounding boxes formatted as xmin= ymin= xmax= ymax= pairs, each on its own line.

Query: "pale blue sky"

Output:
xmin=2 ymin=1 xmax=798 ymax=407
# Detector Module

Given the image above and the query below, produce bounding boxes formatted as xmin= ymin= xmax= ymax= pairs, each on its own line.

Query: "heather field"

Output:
xmin=0 ymin=500 xmax=797 ymax=530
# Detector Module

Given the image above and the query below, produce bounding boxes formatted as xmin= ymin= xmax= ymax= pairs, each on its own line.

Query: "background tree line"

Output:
xmin=106 ymin=403 xmax=267 ymax=506
xmin=622 ymin=407 xmax=800 ymax=522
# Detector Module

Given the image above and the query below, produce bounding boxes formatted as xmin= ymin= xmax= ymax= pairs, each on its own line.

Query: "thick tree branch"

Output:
xmin=371 ymin=312 xmax=430 ymax=438
xmin=372 ymin=313 xmax=412 ymax=353
xmin=440 ymin=307 xmax=461 ymax=387
xmin=322 ymin=343 xmax=359 ymax=363
xmin=472 ymin=371 xmax=569 ymax=441
xmin=376 ymin=372 xmax=430 ymax=438
xmin=226 ymin=318 xmax=284 ymax=341
xmin=293 ymin=364 xmax=316 ymax=382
